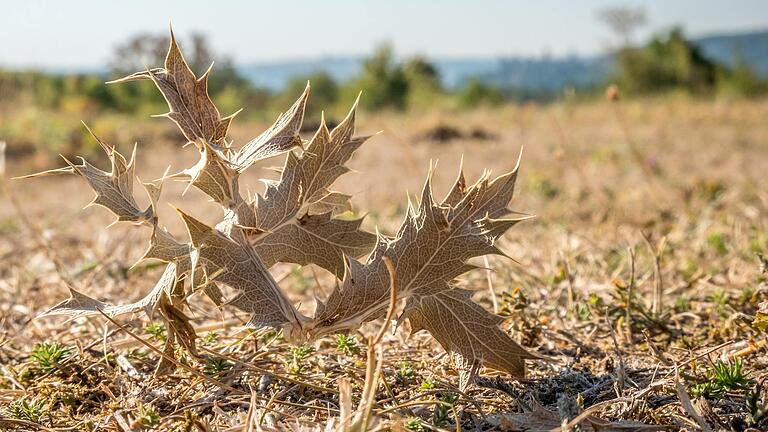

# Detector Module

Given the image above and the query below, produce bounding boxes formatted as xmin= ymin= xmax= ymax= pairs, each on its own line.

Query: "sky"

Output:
xmin=1 ymin=0 xmax=766 ymax=69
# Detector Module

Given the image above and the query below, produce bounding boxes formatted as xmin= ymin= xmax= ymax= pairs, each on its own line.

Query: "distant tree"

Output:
xmin=716 ymin=54 xmax=768 ymax=97
xmin=344 ymin=43 xmax=409 ymax=111
xmin=612 ymin=28 xmax=720 ymax=95
xmin=108 ymin=32 xmax=257 ymax=113
xmin=275 ymin=72 xmax=339 ymax=121
xmin=598 ymin=6 xmax=647 ymax=48
xmin=457 ymin=79 xmax=504 ymax=108
xmin=403 ymin=56 xmax=443 ymax=109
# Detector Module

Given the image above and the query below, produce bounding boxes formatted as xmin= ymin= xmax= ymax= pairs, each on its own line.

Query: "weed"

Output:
xmin=29 ymin=342 xmax=71 ymax=374
xmin=334 ymin=334 xmax=361 ymax=356
xmin=710 ymin=288 xmax=730 ymax=317
xmin=675 ymin=295 xmax=691 ymax=312
xmin=10 ymin=398 xmax=47 ymax=423
xmin=283 ymin=345 xmax=315 ymax=375
xmin=690 ymin=359 xmax=754 ymax=398
xmin=432 ymin=392 xmax=459 ymax=426
xmin=397 ymin=362 xmax=415 ymax=382
xmin=145 ymin=322 xmax=167 ymax=342
xmin=405 ymin=417 xmax=426 ymax=431
xmin=420 ymin=378 xmax=437 ymax=391
xmin=203 ymin=357 xmax=234 ymax=376
xmin=136 ymin=403 xmax=161 ymax=428
xmin=202 ymin=332 xmax=219 ymax=345
xmin=707 ymin=233 xmax=728 ymax=256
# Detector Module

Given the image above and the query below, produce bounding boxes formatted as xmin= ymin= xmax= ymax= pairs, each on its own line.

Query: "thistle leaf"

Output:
xmin=402 ymin=289 xmax=538 ymax=380
xmin=309 ymin=157 xmax=541 ymax=377
xmin=109 ymin=29 xmax=236 ymax=146
xmin=41 ymin=262 xmax=178 ymax=319
xmin=177 ymin=210 xmax=306 ymax=330
xmin=18 ymin=127 xmax=154 ymax=225
xmin=231 ymin=83 xmax=310 ymax=170
xmin=248 ymin=105 xmax=376 ymax=277
xmin=253 ymin=212 xmax=375 ymax=276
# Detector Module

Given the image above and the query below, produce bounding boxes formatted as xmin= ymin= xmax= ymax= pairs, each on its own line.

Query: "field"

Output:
xmin=1 ymin=96 xmax=768 ymax=430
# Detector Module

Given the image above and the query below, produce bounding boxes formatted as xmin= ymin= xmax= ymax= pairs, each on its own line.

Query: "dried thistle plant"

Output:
xmin=21 ymin=29 xmax=543 ymax=386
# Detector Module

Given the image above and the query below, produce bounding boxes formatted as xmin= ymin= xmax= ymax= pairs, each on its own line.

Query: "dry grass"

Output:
xmin=1 ymin=97 xmax=768 ymax=430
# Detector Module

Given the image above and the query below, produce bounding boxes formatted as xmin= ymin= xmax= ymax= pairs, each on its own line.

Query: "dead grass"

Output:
xmin=1 ymin=97 xmax=768 ymax=430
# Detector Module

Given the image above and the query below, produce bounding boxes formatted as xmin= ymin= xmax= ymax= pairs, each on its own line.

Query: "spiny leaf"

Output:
xmin=248 ymin=105 xmax=376 ymax=278
xmin=176 ymin=209 xmax=306 ymax=331
xmin=167 ymin=140 xmax=242 ymax=208
xmin=17 ymin=126 xmax=154 ymax=226
xmin=109 ymin=29 xmax=236 ymax=146
xmin=309 ymin=157 xmax=540 ymax=378
xmin=252 ymin=211 xmax=375 ymax=277
xmin=402 ymin=289 xmax=538 ymax=380
xmin=230 ymin=83 xmax=310 ymax=170
xmin=41 ymin=262 xmax=178 ymax=319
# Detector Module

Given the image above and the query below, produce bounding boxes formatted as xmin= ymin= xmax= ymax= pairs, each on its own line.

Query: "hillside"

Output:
xmin=237 ymin=29 xmax=768 ymax=92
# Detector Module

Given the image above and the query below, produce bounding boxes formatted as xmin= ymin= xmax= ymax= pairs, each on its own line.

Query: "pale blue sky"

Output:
xmin=1 ymin=0 xmax=766 ymax=68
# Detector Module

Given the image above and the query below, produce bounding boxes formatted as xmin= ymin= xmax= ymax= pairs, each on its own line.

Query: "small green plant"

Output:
xmin=746 ymin=383 xmax=768 ymax=426
xmin=283 ymin=344 xmax=315 ymax=375
xmin=203 ymin=357 xmax=234 ymax=376
xmin=529 ymin=175 xmax=560 ymax=199
xmin=334 ymin=334 xmax=361 ymax=356
xmin=690 ymin=359 xmax=754 ymax=398
xmin=397 ymin=362 xmax=415 ymax=382
xmin=710 ymin=288 xmax=730 ymax=317
xmin=29 ymin=342 xmax=72 ymax=374
xmin=202 ymin=331 xmax=219 ymax=345
xmin=420 ymin=377 xmax=437 ymax=391
xmin=707 ymin=233 xmax=728 ymax=256
xmin=10 ymin=398 xmax=47 ymax=423
xmin=675 ymin=295 xmax=691 ymax=312
xmin=405 ymin=417 xmax=426 ymax=431
xmin=499 ymin=286 xmax=529 ymax=316
xmin=432 ymin=392 xmax=459 ymax=426
xmin=261 ymin=330 xmax=281 ymax=344
xmin=145 ymin=322 xmax=167 ymax=342
xmin=136 ymin=403 xmax=161 ymax=428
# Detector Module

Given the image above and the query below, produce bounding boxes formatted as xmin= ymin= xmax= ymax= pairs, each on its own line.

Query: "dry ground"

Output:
xmin=1 ymin=97 xmax=768 ymax=430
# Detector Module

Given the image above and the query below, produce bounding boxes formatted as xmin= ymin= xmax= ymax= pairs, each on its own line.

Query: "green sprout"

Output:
xmin=29 ymin=342 xmax=72 ymax=374
xmin=397 ymin=362 xmax=415 ymax=382
xmin=334 ymin=334 xmax=361 ymax=356
xmin=136 ymin=403 xmax=161 ymax=428
xmin=283 ymin=344 xmax=315 ymax=375
xmin=405 ymin=417 xmax=426 ymax=431
xmin=203 ymin=357 xmax=235 ymax=377
xmin=690 ymin=359 xmax=754 ymax=398
xmin=10 ymin=398 xmax=47 ymax=423
xmin=145 ymin=322 xmax=167 ymax=342
xmin=432 ymin=392 xmax=459 ymax=426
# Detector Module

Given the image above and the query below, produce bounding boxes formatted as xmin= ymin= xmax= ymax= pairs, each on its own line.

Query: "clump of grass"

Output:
xmin=707 ymin=233 xmax=728 ymax=256
xmin=397 ymin=362 xmax=415 ymax=383
xmin=432 ymin=392 xmax=459 ymax=426
xmin=690 ymin=359 xmax=754 ymax=398
xmin=283 ymin=344 xmax=315 ymax=375
xmin=145 ymin=322 xmax=167 ymax=342
xmin=203 ymin=357 xmax=234 ymax=377
xmin=420 ymin=377 xmax=436 ymax=391
xmin=746 ymin=383 xmax=768 ymax=426
xmin=405 ymin=417 xmax=426 ymax=431
xmin=136 ymin=403 xmax=161 ymax=428
xmin=202 ymin=331 xmax=219 ymax=345
xmin=10 ymin=398 xmax=48 ymax=423
xmin=334 ymin=334 xmax=361 ymax=356
xmin=710 ymin=288 xmax=730 ymax=317
xmin=29 ymin=342 xmax=71 ymax=374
